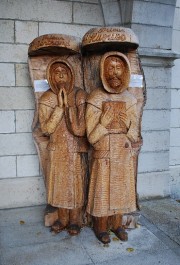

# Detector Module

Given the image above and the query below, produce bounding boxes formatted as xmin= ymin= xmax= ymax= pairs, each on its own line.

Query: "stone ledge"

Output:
xmin=139 ymin=48 xmax=180 ymax=68
xmin=139 ymin=48 xmax=180 ymax=59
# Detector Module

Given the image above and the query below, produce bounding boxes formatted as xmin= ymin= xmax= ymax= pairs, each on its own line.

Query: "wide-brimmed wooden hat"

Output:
xmin=82 ymin=27 xmax=139 ymax=53
xmin=28 ymin=34 xmax=81 ymax=56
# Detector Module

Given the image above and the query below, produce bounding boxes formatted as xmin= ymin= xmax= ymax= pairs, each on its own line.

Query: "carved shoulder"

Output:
xmin=39 ymin=90 xmax=58 ymax=109
xmin=87 ymin=88 xmax=107 ymax=109
xmin=124 ymin=90 xmax=137 ymax=107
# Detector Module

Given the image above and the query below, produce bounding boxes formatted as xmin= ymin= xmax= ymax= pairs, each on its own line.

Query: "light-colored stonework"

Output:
xmin=0 ymin=0 xmax=179 ymax=209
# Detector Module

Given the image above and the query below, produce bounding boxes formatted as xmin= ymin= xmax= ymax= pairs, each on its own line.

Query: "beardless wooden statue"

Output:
xmin=38 ymin=59 xmax=88 ymax=235
xmin=28 ymin=34 xmax=88 ymax=236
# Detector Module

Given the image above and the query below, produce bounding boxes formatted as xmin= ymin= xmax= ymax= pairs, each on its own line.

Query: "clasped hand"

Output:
xmin=58 ymin=88 xmax=68 ymax=108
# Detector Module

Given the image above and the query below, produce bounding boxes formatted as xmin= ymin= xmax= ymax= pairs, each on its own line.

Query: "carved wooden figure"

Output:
xmin=82 ymin=27 xmax=146 ymax=244
xmin=28 ymin=34 xmax=88 ymax=235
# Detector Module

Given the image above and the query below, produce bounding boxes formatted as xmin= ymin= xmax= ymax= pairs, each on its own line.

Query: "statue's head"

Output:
xmin=100 ymin=52 xmax=131 ymax=94
xmin=51 ymin=63 xmax=69 ymax=87
xmin=47 ymin=59 xmax=74 ymax=95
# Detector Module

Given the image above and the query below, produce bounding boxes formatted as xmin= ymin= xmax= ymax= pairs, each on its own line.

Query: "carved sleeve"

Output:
xmin=65 ymin=90 xmax=86 ymax=137
xmin=86 ymin=103 xmax=109 ymax=145
xmin=126 ymin=103 xmax=139 ymax=143
xmin=39 ymin=103 xmax=63 ymax=135
xmin=66 ymin=104 xmax=86 ymax=137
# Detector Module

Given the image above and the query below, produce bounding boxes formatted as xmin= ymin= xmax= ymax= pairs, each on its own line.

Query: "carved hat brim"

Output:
xmin=28 ymin=34 xmax=81 ymax=56
xmin=46 ymin=58 xmax=74 ymax=95
xmin=100 ymin=51 xmax=131 ymax=94
xmin=82 ymin=27 xmax=139 ymax=54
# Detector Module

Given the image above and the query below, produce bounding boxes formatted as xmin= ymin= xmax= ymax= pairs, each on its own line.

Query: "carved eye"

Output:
xmin=55 ymin=71 xmax=60 ymax=75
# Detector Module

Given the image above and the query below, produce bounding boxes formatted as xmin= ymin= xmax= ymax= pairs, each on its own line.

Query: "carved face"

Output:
xmin=47 ymin=60 xmax=74 ymax=95
xmin=104 ymin=56 xmax=125 ymax=90
xmin=52 ymin=63 xmax=69 ymax=88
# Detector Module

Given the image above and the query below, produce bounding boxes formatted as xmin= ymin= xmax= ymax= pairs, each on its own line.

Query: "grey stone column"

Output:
xmin=170 ymin=0 xmax=180 ymax=199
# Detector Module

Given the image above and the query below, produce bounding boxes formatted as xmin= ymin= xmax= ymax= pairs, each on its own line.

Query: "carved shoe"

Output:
xmin=112 ymin=227 xmax=128 ymax=241
xmin=51 ymin=220 xmax=66 ymax=233
xmin=68 ymin=224 xmax=81 ymax=236
xmin=96 ymin=231 xmax=111 ymax=244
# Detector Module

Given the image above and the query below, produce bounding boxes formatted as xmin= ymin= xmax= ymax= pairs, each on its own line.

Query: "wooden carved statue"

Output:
xmin=28 ymin=34 xmax=88 ymax=235
xmin=82 ymin=28 xmax=146 ymax=244
xmin=28 ymin=28 xmax=145 ymax=243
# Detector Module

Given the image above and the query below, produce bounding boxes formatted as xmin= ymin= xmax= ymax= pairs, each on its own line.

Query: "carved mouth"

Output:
xmin=57 ymin=79 xmax=67 ymax=84
xmin=109 ymin=78 xmax=121 ymax=87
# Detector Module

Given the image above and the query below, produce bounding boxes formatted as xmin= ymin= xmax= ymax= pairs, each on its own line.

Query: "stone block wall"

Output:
xmin=129 ymin=0 xmax=176 ymax=199
xmin=0 ymin=0 xmax=104 ymax=208
xmin=0 ymin=0 xmax=179 ymax=208
xmin=131 ymin=0 xmax=175 ymax=49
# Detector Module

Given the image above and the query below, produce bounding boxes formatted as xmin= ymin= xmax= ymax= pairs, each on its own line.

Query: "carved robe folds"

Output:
xmin=86 ymin=89 xmax=138 ymax=217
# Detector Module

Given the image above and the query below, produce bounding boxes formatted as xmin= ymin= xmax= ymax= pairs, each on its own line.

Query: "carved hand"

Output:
xmin=100 ymin=106 xmax=114 ymax=128
xmin=63 ymin=88 xmax=68 ymax=107
xmin=68 ymin=107 xmax=73 ymax=123
xmin=58 ymin=88 xmax=64 ymax=108
xmin=119 ymin=111 xmax=127 ymax=124
xmin=127 ymin=133 xmax=136 ymax=143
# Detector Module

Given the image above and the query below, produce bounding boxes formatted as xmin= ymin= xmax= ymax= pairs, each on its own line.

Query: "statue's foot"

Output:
xmin=68 ymin=224 xmax=81 ymax=236
xmin=112 ymin=227 xmax=128 ymax=241
xmin=96 ymin=231 xmax=111 ymax=244
xmin=51 ymin=220 xmax=66 ymax=234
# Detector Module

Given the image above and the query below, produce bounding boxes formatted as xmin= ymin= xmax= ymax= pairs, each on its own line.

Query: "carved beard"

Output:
xmin=107 ymin=77 xmax=122 ymax=89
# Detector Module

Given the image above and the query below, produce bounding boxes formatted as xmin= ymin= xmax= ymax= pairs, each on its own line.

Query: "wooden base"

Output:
xmin=44 ymin=204 xmax=58 ymax=227
xmin=122 ymin=213 xmax=140 ymax=229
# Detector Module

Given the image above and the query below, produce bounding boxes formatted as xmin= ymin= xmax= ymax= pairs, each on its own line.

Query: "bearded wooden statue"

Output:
xmin=85 ymin=52 xmax=139 ymax=243
xmin=82 ymin=26 xmax=145 ymax=244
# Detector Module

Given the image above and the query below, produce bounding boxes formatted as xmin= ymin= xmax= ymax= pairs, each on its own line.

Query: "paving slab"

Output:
xmin=0 ymin=205 xmax=44 ymax=227
xmin=81 ymin=227 xmax=168 ymax=264
xmin=95 ymin=249 xmax=180 ymax=265
xmin=140 ymin=198 xmax=180 ymax=245
xmin=0 ymin=240 xmax=93 ymax=265
xmin=0 ymin=199 xmax=180 ymax=265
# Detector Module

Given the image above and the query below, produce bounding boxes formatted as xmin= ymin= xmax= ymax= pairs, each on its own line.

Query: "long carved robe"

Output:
xmin=39 ymin=88 xmax=88 ymax=209
xmin=86 ymin=88 xmax=138 ymax=217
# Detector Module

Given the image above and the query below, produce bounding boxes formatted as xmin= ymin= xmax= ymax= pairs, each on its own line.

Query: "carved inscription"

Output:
xmin=29 ymin=36 xmax=71 ymax=52
xmin=82 ymin=27 xmax=139 ymax=50
xmin=83 ymin=33 xmax=126 ymax=44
